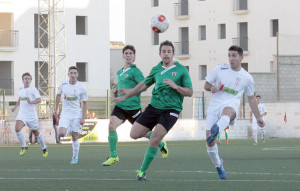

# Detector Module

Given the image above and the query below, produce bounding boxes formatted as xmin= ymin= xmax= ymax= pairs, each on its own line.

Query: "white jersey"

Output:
xmin=57 ymin=80 xmax=88 ymax=119
xmin=206 ymin=64 xmax=255 ymax=114
xmin=252 ymin=103 xmax=266 ymax=123
xmin=17 ymin=86 xmax=41 ymax=120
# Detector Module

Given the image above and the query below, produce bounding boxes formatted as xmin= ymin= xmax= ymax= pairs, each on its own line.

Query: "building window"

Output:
xmin=152 ymin=0 xmax=159 ymax=7
xmin=199 ymin=65 xmax=207 ymax=80
xmin=271 ymin=19 xmax=279 ymax=37
xmin=218 ymin=24 xmax=226 ymax=39
xmin=35 ymin=61 xmax=49 ymax=96
xmin=198 ymin=25 xmax=206 ymax=40
xmin=34 ymin=14 xmax=48 ymax=48
xmin=76 ymin=62 xmax=87 ymax=82
xmin=76 ymin=16 xmax=87 ymax=35
xmin=241 ymin=63 xmax=248 ymax=71
xmin=0 ymin=61 xmax=13 ymax=95
xmin=152 ymin=31 xmax=159 ymax=45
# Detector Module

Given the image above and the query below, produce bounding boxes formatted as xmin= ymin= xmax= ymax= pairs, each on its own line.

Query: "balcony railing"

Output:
xmin=174 ymin=41 xmax=189 ymax=59
xmin=0 ymin=79 xmax=14 ymax=95
xmin=0 ymin=30 xmax=19 ymax=49
xmin=232 ymin=37 xmax=248 ymax=52
xmin=174 ymin=1 xmax=189 ymax=18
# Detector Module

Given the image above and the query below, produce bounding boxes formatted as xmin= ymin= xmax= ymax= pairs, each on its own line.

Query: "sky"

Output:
xmin=109 ymin=0 xmax=125 ymax=42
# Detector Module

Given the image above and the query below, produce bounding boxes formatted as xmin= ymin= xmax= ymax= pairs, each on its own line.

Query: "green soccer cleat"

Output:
xmin=160 ymin=140 xmax=168 ymax=159
xmin=102 ymin=156 xmax=119 ymax=166
xmin=20 ymin=146 xmax=28 ymax=156
xmin=43 ymin=148 xmax=48 ymax=158
xmin=136 ymin=170 xmax=146 ymax=181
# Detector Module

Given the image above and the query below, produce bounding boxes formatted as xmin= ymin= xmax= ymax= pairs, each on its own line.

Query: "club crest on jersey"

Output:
xmin=125 ymin=74 xmax=129 ymax=78
xmin=172 ymin=72 xmax=177 ymax=77
xmin=235 ymin=77 xmax=241 ymax=86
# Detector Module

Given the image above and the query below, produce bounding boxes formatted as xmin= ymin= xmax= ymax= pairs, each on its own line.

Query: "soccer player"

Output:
xmin=102 ymin=45 xmax=168 ymax=166
xmin=250 ymin=95 xmax=267 ymax=145
xmin=54 ymin=66 xmax=88 ymax=164
xmin=217 ymin=126 xmax=229 ymax=145
xmin=113 ymin=40 xmax=193 ymax=181
xmin=11 ymin=72 xmax=48 ymax=157
xmin=204 ymin=45 xmax=264 ymax=179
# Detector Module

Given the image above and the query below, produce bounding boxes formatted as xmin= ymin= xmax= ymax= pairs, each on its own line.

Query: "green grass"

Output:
xmin=1 ymin=138 xmax=300 ymax=191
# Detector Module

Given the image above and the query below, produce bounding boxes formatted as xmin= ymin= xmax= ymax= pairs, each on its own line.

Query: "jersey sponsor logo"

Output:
xmin=125 ymin=74 xmax=129 ymax=78
xmin=21 ymin=97 xmax=29 ymax=101
xmin=170 ymin=112 xmax=179 ymax=118
xmin=64 ymin=95 xmax=78 ymax=101
xmin=172 ymin=72 xmax=177 ymax=77
xmin=222 ymin=87 xmax=238 ymax=95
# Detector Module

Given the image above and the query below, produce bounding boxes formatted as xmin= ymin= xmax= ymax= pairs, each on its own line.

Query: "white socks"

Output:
xmin=253 ymin=127 xmax=258 ymax=143
xmin=37 ymin=133 xmax=47 ymax=150
xmin=16 ymin=131 xmax=26 ymax=147
xmin=72 ymin=140 xmax=80 ymax=158
xmin=207 ymin=144 xmax=221 ymax=168
xmin=217 ymin=115 xmax=230 ymax=132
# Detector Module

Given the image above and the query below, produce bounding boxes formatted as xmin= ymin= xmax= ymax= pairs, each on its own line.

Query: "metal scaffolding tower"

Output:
xmin=37 ymin=0 xmax=66 ymax=118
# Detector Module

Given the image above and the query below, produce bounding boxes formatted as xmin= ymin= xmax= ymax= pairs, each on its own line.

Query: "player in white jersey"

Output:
xmin=54 ymin=66 xmax=88 ymax=164
xmin=11 ymin=73 xmax=48 ymax=158
xmin=250 ymin=95 xmax=267 ymax=145
xmin=204 ymin=46 xmax=265 ymax=179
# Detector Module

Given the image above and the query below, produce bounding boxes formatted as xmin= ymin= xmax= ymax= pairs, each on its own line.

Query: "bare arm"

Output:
xmin=250 ymin=111 xmax=253 ymax=123
xmin=55 ymin=94 xmax=61 ymax=115
xmin=163 ymin=79 xmax=193 ymax=97
xmin=80 ymin=101 xmax=88 ymax=125
xmin=204 ymin=81 xmax=219 ymax=94
xmin=11 ymin=97 xmax=21 ymax=112
xmin=113 ymin=82 xmax=148 ymax=103
xmin=248 ymin=95 xmax=265 ymax=127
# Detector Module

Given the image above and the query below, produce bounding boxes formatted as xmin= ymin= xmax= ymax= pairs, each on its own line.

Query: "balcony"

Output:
xmin=233 ymin=0 xmax=248 ymax=15
xmin=232 ymin=37 xmax=248 ymax=55
xmin=0 ymin=79 xmax=14 ymax=95
xmin=174 ymin=41 xmax=190 ymax=59
xmin=174 ymin=1 xmax=189 ymax=19
xmin=0 ymin=30 xmax=19 ymax=51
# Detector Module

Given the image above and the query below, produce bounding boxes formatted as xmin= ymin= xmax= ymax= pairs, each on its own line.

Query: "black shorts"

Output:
xmin=111 ymin=106 xmax=142 ymax=124
xmin=136 ymin=104 xmax=180 ymax=132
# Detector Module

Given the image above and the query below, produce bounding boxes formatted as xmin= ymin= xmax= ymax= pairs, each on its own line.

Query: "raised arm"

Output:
xmin=204 ymin=81 xmax=219 ymax=94
xmin=113 ymin=82 xmax=148 ymax=103
xmin=11 ymin=97 xmax=21 ymax=112
xmin=163 ymin=79 xmax=193 ymax=97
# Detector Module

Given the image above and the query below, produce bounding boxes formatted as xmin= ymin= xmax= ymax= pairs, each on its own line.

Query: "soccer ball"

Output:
xmin=151 ymin=14 xmax=169 ymax=33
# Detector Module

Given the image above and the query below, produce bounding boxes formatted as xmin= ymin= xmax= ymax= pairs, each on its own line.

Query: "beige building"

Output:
xmin=125 ymin=0 xmax=300 ymax=96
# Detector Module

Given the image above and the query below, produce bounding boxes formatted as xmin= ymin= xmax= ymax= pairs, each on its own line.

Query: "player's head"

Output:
xmin=159 ymin=40 xmax=175 ymax=65
xmin=228 ymin=45 xmax=243 ymax=70
xmin=256 ymin=95 xmax=261 ymax=103
xmin=122 ymin=45 xmax=136 ymax=64
xmin=68 ymin=66 xmax=79 ymax=81
xmin=22 ymin=72 xmax=32 ymax=86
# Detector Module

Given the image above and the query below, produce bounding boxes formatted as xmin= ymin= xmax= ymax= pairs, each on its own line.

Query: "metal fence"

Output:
xmin=0 ymin=30 xmax=19 ymax=48
xmin=174 ymin=41 xmax=189 ymax=55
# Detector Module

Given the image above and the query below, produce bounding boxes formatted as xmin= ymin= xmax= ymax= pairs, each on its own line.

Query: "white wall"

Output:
xmin=0 ymin=0 xmax=110 ymax=101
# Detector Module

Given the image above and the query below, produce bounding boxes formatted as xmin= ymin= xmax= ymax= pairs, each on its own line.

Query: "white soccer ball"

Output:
xmin=151 ymin=14 xmax=169 ymax=33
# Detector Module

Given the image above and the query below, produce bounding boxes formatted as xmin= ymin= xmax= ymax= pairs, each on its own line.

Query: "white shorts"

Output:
xmin=206 ymin=106 xmax=237 ymax=130
xmin=58 ymin=118 xmax=82 ymax=133
xmin=16 ymin=117 xmax=39 ymax=130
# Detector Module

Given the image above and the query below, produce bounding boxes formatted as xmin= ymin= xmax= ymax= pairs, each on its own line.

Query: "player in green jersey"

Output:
xmin=102 ymin=45 xmax=168 ymax=166
xmin=113 ymin=40 xmax=193 ymax=180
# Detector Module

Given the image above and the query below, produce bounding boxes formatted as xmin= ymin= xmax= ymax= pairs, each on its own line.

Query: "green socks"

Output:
xmin=225 ymin=129 xmax=228 ymax=141
xmin=108 ymin=131 xmax=118 ymax=157
xmin=140 ymin=146 xmax=158 ymax=172
xmin=217 ymin=133 xmax=221 ymax=143
xmin=147 ymin=131 xmax=164 ymax=149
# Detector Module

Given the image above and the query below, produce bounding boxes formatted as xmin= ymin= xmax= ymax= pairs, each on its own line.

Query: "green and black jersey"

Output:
xmin=144 ymin=61 xmax=193 ymax=112
xmin=115 ymin=64 xmax=144 ymax=110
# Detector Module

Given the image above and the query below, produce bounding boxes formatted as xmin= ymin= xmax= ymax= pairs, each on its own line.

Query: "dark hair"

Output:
xmin=228 ymin=45 xmax=243 ymax=56
xmin=122 ymin=45 xmax=136 ymax=54
xmin=69 ymin=66 xmax=78 ymax=72
xmin=256 ymin=95 xmax=261 ymax=98
xmin=159 ymin=40 xmax=175 ymax=53
xmin=22 ymin=72 xmax=32 ymax=79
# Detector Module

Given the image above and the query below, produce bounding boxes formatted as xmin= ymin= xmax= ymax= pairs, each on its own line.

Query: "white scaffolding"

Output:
xmin=37 ymin=0 xmax=66 ymax=118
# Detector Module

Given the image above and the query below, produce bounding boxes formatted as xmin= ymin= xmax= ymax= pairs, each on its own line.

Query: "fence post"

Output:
xmin=202 ymin=91 xmax=205 ymax=119
xmin=106 ymin=89 xmax=110 ymax=119
xmin=2 ymin=89 xmax=5 ymax=121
